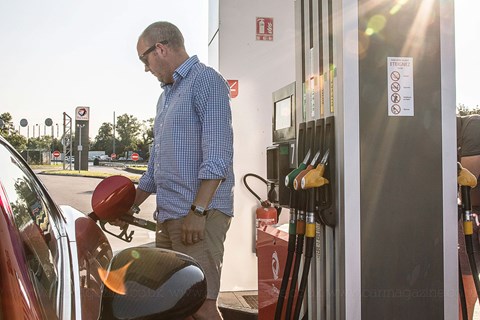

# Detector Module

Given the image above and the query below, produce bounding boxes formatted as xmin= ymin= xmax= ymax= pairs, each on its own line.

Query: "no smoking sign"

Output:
xmin=387 ymin=57 xmax=414 ymax=117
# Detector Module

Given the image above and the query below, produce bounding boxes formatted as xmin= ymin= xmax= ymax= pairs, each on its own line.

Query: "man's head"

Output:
xmin=137 ymin=21 xmax=189 ymax=84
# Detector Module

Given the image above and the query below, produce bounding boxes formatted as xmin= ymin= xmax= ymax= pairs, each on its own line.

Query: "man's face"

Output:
xmin=137 ymin=38 xmax=169 ymax=84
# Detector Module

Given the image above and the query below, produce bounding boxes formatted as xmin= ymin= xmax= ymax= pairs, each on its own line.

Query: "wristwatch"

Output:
xmin=130 ymin=204 xmax=141 ymax=214
xmin=190 ymin=204 xmax=207 ymax=217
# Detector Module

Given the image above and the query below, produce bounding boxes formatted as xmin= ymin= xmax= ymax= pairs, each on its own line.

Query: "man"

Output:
xmin=129 ymin=21 xmax=234 ymax=319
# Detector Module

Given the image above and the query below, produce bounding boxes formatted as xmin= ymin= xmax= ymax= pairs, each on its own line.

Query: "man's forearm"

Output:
xmin=192 ymin=179 xmax=222 ymax=208
xmin=134 ymin=187 xmax=152 ymax=206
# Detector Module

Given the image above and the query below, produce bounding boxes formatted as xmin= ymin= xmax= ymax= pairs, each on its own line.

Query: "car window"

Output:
xmin=0 ymin=143 xmax=65 ymax=320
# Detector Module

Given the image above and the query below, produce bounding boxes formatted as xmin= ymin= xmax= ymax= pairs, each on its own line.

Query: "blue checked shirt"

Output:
xmin=138 ymin=55 xmax=234 ymax=222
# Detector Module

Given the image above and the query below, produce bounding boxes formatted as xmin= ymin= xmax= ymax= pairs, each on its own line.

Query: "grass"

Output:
xmin=31 ymin=164 xmax=141 ymax=183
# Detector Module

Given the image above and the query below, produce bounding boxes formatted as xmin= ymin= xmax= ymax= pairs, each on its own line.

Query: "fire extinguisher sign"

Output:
xmin=256 ymin=17 xmax=273 ymax=41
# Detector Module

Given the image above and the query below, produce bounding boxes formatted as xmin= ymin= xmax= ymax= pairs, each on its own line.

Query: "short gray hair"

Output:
xmin=140 ymin=21 xmax=185 ymax=50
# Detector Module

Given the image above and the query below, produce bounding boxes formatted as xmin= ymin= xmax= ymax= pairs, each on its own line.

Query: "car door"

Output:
xmin=0 ymin=139 xmax=73 ymax=319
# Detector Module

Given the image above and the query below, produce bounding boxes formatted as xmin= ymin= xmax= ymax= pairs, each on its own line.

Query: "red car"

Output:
xmin=0 ymin=136 xmax=206 ymax=319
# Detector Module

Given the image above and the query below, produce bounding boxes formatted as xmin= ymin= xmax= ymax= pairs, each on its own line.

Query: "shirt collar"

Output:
xmin=161 ymin=55 xmax=199 ymax=88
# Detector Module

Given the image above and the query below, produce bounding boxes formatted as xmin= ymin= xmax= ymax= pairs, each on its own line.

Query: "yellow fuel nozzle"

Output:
xmin=301 ymin=150 xmax=330 ymax=189
xmin=458 ymin=162 xmax=478 ymax=188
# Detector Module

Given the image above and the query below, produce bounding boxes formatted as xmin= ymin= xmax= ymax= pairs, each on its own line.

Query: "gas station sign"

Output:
xmin=75 ymin=106 xmax=90 ymax=121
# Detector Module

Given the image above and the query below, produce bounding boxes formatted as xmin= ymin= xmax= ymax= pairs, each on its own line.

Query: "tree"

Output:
xmin=138 ymin=118 xmax=154 ymax=159
xmin=116 ymin=114 xmax=141 ymax=154
xmin=92 ymin=122 xmax=115 ymax=154
xmin=0 ymin=112 xmax=27 ymax=151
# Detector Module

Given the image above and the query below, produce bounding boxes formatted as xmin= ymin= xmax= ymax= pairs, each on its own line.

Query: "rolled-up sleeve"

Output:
xmin=194 ymin=68 xmax=233 ymax=180
xmin=138 ymin=147 xmax=157 ymax=193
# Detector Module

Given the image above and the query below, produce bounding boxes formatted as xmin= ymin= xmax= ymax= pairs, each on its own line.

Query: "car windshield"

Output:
xmin=0 ymin=141 xmax=69 ymax=319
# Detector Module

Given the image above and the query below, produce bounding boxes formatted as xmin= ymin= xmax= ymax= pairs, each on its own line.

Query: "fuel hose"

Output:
xmin=459 ymin=259 xmax=468 ymax=320
xmin=274 ymin=193 xmax=297 ymax=320
xmin=461 ymin=183 xmax=480 ymax=301
xmin=293 ymin=190 xmax=316 ymax=319
xmin=285 ymin=203 xmax=306 ymax=320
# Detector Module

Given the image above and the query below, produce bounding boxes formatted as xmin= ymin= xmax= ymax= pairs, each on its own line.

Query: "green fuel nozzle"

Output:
xmin=285 ymin=149 xmax=311 ymax=188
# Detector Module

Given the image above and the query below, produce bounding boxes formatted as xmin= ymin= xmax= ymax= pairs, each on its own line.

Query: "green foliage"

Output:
xmin=92 ymin=122 xmax=116 ymax=155
xmin=1 ymin=112 xmax=27 ymax=151
xmin=91 ymin=114 xmax=153 ymax=159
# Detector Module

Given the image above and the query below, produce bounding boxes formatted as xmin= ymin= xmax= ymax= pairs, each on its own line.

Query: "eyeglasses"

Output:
xmin=139 ymin=40 xmax=168 ymax=66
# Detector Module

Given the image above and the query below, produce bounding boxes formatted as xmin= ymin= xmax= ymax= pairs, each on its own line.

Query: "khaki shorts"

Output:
xmin=155 ymin=209 xmax=232 ymax=299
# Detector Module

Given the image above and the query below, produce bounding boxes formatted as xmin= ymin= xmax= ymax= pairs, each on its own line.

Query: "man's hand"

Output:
xmin=182 ymin=212 xmax=206 ymax=245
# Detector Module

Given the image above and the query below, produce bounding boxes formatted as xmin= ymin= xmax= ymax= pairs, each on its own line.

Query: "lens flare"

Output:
xmin=366 ymin=14 xmax=387 ymax=36
xmin=98 ymin=260 xmax=133 ymax=295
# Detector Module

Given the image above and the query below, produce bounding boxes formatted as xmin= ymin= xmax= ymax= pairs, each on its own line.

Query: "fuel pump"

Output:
xmin=294 ymin=149 xmax=330 ymax=319
xmin=275 ymin=150 xmax=311 ymax=320
xmin=458 ymin=163 xmax=480 ymax=304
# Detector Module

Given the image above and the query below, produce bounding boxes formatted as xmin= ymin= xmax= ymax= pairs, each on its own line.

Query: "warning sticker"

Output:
xmin=387 ymin=57 xmax=414 ymax=116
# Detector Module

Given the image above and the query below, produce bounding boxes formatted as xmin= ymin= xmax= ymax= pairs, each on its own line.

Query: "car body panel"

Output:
xmin=61 ymin=205 xmax=113 ymax=320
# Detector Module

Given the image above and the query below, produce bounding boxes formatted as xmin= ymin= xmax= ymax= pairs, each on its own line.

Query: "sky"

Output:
xmin=454 ymin=0 xmax=480 ymax=109
xmin=0 ymin=0 xmax=478 ymax=140
xmin=0 ymin=0 xmax=208 ymax=138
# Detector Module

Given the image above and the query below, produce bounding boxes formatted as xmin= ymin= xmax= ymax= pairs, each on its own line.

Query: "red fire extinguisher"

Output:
xmin=256 ymin=201 xmax=278 ymax=227
xmin=243 ymin=173 xmax=279 ymax=227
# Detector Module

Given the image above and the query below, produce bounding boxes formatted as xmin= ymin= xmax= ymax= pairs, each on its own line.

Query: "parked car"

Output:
xmin=0 ymin=136 xmax=206 ymax=319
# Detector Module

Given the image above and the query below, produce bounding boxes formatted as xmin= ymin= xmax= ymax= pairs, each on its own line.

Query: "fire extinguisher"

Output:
xmin=243 ymin=173 xmax=280 ymax=227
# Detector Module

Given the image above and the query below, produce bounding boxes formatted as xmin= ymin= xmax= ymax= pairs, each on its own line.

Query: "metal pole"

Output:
xmin=113 ymin=111 xmax=116 ymax=154
xmin=78 ymin=125 xmax=82 ymax=173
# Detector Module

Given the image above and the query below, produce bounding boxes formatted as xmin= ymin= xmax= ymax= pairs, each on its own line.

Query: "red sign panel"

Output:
xmin=256 ymin=17 xmax=274 ymax=41
xmin=131 ymin=153 xmax=139 ymax=161
xmin=52 ymin=150 xmax=60 ymax=158
xmin=111 ymin=153 xmax=117 ymax=159
xmin=227 ymin=80 xmax=239 ymax=99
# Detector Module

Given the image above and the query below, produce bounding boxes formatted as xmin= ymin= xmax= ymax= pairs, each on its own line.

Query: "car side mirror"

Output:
xmin=98 ymin=247 xmax=207 ymax=320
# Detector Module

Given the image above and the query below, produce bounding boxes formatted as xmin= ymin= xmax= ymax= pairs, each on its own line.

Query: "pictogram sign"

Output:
xmin=227 ymin=80 xmax=239 ymax=98
xmin=387 ymin=57 xmax=414 ymax=117
xmin=256 ymin=17 xmax=274 ymax=41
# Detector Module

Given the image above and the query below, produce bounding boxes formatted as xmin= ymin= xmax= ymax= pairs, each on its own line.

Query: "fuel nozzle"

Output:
xmin=285 ymin=149 xmax=311 ymax=188
xmin=293 ymin=150 xmax=321 ymax=190
xmin=458 ymin=162 xmax=478 ymax=236
xmin=301 ymin=149 xmax=330 ymax=190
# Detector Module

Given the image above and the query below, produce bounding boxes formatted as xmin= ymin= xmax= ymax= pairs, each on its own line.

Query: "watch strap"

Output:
xmin=190 ymin=204 xmax=207 ymax=216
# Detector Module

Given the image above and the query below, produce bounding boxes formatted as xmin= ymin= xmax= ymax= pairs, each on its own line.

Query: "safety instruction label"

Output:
xmin=387 ymin=57 xmax=414 ymax=116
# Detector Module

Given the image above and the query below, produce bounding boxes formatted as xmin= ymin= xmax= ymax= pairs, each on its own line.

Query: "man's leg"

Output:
xmin=156 ymin=210 xmax=231 ymax=319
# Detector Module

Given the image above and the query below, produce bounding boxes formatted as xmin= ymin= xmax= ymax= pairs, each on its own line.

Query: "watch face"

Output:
xmin=191 ymin=205 xmax=206 ymax=216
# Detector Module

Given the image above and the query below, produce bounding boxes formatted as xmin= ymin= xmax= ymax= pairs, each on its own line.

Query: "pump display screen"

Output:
xmin=274 ymin=96 xmax=292 ymax=130
xmin=272 ymin=82 xmax=295 ymax=143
